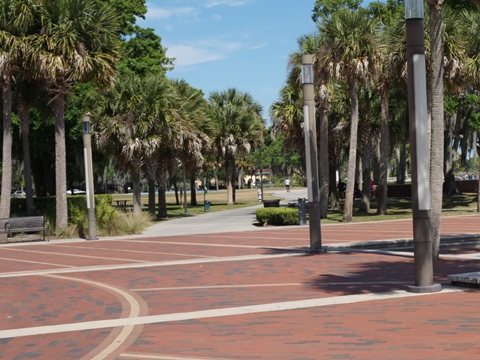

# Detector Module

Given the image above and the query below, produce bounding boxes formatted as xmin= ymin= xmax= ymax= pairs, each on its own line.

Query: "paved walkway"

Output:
xmin=141 ymin=188 xmax=307 ymax=237
xmin=1 ymin=191 xmax=480 ymax=359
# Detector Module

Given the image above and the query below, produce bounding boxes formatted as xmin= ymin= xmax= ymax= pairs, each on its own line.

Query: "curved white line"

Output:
xmin=47 ymin=274 xmax=141 ymax=360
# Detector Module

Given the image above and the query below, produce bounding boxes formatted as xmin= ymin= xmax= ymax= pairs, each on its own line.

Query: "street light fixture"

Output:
xmin=405 ymin=0 xmax=440 ymax=292
xmin=301 ymin=54 xmax=322 ymax=252
xmin=83 ymin=113 xmax=97 ymax=240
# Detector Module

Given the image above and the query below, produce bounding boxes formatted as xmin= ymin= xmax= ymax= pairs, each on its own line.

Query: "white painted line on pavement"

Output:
xmin=47 ymin=274 xmax=141 ymax=360
xmin=3 ymin=247 xmax=149 ymax=263
xmin=0 ymin=253 xmax=298 ymax=278
xmin=130 ymin=281 xmax=406 ymax=292
xmin=49 ymin=244 xmax=213 ymax=259
xmin=0 ymin=287 xmax=460 ymax=340
xmin=0 ymin=256 xmax=76 ymax=268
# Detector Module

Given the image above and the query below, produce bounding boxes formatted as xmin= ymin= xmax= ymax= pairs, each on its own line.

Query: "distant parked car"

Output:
xmin=67 ymin=189 xmax=86 ymax=195
xmin=12 ymin=190 xmax=26 ymax=197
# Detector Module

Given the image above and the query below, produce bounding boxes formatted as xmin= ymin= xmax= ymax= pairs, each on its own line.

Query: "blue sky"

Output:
xmin=138 ymin=0 xmax=373 ymax=123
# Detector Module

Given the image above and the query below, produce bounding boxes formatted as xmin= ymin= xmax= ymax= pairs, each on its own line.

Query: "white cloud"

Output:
xmin=167 ymin=40 xmax=242 ymax=66
xmin=212 ymin=14 xmax=222 ymax=21
xmin=168 ymin=45 xmax=226 ymax=66
xmin=145 ymin=5 xmax=197 ymax=20
xmin=250 ymin=42 xmax=268 ymax=50
xmin=204 ymin=0 xmax=248 ymax=8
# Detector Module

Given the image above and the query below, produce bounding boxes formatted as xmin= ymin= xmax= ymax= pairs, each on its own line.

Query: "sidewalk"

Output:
xmin=141 ymin=188 xmax=307 ymax=237
xmin=0 ymin=198 xmax=479 ymax=359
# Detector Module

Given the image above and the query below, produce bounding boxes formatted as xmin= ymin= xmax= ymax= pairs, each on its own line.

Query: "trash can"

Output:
xmin=204 ymin=200 xmax=211 ymax=211
xmin=298 ymin=198 xmax=307 ymax=225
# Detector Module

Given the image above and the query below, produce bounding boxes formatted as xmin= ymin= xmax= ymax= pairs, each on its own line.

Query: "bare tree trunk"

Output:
xmin=237 ymin=167 xmax=244 ymax=190
xmin=226 ymin=154 xmax=235 ymax=205
xmin=214 ymin=164 xmax=219 ymax=191
xmin=328 ymin=162 xmax=340 ymax=210
xmin=343 ymin=79 xmax=360 ymax=222
xmin=18 ymin=102 xmax=35 ymax=215
xmin=428 ymin=1 xmax=445 ymax=260
xmin=158 ymin=171 xmax=168 ymax=219
xmin=360 ymin=162 xmax=371 ymax=213
xmin=54 ymin=95 xmax=68 ymax=231
xmin=377 ymin=86 xmax=390 ymax=215
xmin=319 ymin=101 xmax=329 ymax=218
xmin=0 ymin=80 xmax=13 ymax=220
xmin=148 ymin=178 xmax=155 ymax=216
xmin=190 ymin=167 xmax=197 ymax=206
xmin=131 ymin=169 xmax=142 ymax=214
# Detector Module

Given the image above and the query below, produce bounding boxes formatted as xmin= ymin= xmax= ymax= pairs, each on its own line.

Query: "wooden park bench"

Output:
xmin=0 ymin=216 xmax=49 ymax=242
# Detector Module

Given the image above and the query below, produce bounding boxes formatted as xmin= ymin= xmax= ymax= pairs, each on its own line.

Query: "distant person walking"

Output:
xmin=285 ymin=178 xmax=291 ymax=192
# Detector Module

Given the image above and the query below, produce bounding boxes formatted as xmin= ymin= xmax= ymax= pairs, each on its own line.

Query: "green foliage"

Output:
xmin=256 ymin=207 xmax=299 ymax=226
xmin=94 ymin=195 xmax=119 ymax=234
xmin=367 ymin=0 xmax=404 ymax=28
xmin=312 ymin=0 xmax=362 ymax=22
xmin=63 ymin=194 xmax=152 ymax=237
xmin=101 ymin=0 xmax=147 ymax=36
xmin=463 ymin=93 xmax=480 ymax=129
xmin=118 ymin=26 xmax=174 ymax=76
xmin=445 ymin=0 xmax=479 ymax=11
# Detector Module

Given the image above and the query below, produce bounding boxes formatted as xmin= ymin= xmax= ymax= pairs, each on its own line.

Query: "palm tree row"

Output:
xmin=272 ymin=0 xmax=480 ymax=247
xmin=0 ymin=0 xmax=121 ymax=232
xmin=1 ymin=0 xmax=265 ymax=233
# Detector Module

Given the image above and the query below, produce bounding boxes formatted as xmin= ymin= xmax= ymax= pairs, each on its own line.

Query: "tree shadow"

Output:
xmin=304 ymin=251 xmax=480 ymax=295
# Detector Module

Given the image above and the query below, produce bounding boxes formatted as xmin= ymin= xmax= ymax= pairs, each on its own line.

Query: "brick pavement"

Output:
xmin=0 ymin=216 xmax=479 ymax=359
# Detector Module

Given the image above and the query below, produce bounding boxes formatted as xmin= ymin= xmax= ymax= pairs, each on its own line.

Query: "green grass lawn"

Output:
xmin=110 ymin=189 xmax=479 ymax=222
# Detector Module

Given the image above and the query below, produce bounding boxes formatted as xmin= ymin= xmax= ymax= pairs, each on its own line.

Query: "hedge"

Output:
xmin=256 ymin=207 xmax=299 ymax=226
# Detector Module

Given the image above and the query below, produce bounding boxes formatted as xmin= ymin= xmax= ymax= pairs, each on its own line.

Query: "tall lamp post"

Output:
xmin=405 ymin=0 xmax=440 ymax=292
xmin=83 ymin=114 xmax=97 ymax=240
xmin=301 ymin=54 xmax=322 ymax=252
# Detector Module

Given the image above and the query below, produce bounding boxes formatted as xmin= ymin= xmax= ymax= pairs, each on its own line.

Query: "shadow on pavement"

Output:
xmin=306 ymin=252 xmax=480 ymax=296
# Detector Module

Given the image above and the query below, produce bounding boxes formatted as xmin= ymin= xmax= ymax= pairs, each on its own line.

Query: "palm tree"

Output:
xmin=95 ymin=74 xmax=176 ymax=215
xmin=282 ymin=32 xmax=332 ymax=218
xmin=209 ymin=89 xmax=264 ymax=205
xmin=318 ymin=9 xmax=380 ymax=222
xmin=170 ymin=79 xmax=211 ymax=208
xmin=270 ymin=83 xmax=305 ymax=153
xmin=33 ymin=0 xmax=120 ymax=231
xmin=0 ymin=0 xmax=38 ymax=218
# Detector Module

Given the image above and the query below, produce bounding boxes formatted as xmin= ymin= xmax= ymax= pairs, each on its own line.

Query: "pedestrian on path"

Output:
xmin=285 ymin=178 xmax=290 ymax=192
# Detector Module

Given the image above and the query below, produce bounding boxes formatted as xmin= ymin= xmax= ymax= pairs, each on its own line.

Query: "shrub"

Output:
xmin=256 ymin=207 xmax=299 ymax=226
xmin=115 ymin=211 xmax=153 ymax=235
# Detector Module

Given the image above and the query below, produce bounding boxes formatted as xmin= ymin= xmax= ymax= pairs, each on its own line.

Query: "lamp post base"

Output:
xmin=87 ymin=207 xmax=97 ymax=240
xmin=407 ymin=283 xmax=442 ymax=294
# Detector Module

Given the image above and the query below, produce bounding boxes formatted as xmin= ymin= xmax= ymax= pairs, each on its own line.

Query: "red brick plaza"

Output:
xmin=1 ymin=215 xmax=479 ymax=359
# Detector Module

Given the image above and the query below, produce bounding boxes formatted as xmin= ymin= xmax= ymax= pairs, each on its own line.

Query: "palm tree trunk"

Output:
xmin=360 ymin=161 xmax=371 ymax=213
xmin=319 ymin=104 xmax=329 ymax=218
xmin=428 ymin=1 xmax=445 ymax=260
xmin=0 ymin=81 xmax=13 ymax=219
xmin=377 ymin=86 xmax=390 ymax=215
xmin=131 ymin=169 xmax=142 ymax=214
xmin=54 ymin=95 xmax=68 ymax=231
xmin=148 ymin=178 xmax=155 ymax=216
xmin=329 ymin=162 xmax=340 ymax=210
xmin=182 ymin=167 xmax=188 ymax=214
xmin=226 ymin=154 xmax=235 ymax=205
xmin=214 ymin=164 xmax=219 ymax=191
xmin=343 ymin=79 xmax=360 ymax=222
xmin=158 ymin=170 xmax=168 ymax=218
xmin=18 ymin=100 xmax=35 ymax=215
xmin=190 ymin=167 xmax=197 ymax=206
